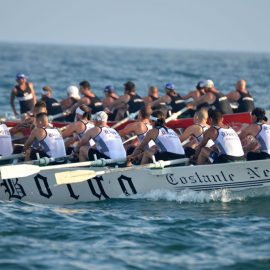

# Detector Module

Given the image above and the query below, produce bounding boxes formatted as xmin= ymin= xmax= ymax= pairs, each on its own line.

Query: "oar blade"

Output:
xmin=55 ymin=170 xmax=98 ymax=185
xmin=0 ymin=164 xmax=40 ymax=179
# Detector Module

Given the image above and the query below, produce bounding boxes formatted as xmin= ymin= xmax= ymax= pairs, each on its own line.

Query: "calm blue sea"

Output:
xmin=1 ymin=42 xmax=270 ymax=270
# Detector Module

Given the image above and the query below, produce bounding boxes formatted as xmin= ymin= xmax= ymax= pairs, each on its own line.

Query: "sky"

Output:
xmin=0 ymin=0 xmax=269 ymax=53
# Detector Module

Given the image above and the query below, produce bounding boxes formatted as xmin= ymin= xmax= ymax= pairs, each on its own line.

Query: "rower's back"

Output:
xmin=0 ymin=123 xmax=13 ymax=156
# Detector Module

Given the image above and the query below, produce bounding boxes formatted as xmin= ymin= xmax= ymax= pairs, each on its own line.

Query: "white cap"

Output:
xmin=94 ymin=111 xmax=108 ymax=122
xmin=67 ymin=85 xmax=80 ymax=99
xmin=202 ymin=80 xmax=214 ymax=88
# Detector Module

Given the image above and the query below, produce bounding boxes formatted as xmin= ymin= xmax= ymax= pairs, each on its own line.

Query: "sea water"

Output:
xmin=0 ymin=43 xmax=270 ymax=269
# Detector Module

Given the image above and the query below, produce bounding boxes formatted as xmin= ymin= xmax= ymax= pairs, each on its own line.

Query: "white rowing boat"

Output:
xmin=0 ymin=159 xmax=270 ymax=204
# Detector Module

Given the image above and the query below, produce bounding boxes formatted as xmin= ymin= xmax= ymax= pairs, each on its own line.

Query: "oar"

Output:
xmin=48 ymin=110 xmax=71 ymax=121
xmin=123 ymin=135 xmax=137 ymax=145
xmin=55 ymin=158 xmax=189 ymax=185
xmin=111 ymin=111 xmax=139 ymax=129
xmin=0 ymin=157 xmax=127 ymax=179
xmin=0 ymin=153 xmax=25 ymax=161
xmin=165 ymin=107 xmax=189 ymax=123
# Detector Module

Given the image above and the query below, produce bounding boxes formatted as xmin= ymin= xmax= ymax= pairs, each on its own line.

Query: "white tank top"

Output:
xmin=0 ymin=124 xmax=13 ymax=156
xmin=137 ymin=123 xmax=155 ymax=149
xmin=93 ymin=126 xmax=126 ymax=159
xmin=40 ymin=127 xmax=66 ymax=158
xmin=154 ymin=127 xmax=185 ymax=155
xmin=196 ymin=124 xmax=215 ymax=148
xmin=214 ymin=126 xmax=244 ymax=157
xmin=256 ymin=123 xmax=270 ymax=154
xmin=78 ymin=120 xmax=95 ymax=147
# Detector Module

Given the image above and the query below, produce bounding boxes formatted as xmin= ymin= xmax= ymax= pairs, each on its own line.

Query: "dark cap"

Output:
xmin=196 ymin=81 xmax=204 ymax=90
xmin=252 ymin=107 xmax=267 ymax=121
xmin=79 ymin=81 xmax=91 ymax=89
xmin=165 ymin=83 xmax=176 ymax=91
xmin=16 ymin=73 xmax=27 ymax=80
xmin=104 ymin=85 xmax=115 ymax=93
xmin=124 ymin=81 xmax=135 ymax=91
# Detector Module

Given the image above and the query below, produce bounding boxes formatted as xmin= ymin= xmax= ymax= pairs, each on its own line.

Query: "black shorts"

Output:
xmin=155 ymin=152 xmax=186 ymax=161
xmin=213 ymin=154 xmax=245 ymax=164
xmin=88 ymin=148 xmax=109 ymax=161
xmin=30 ymin=148 xmax=49 ymax=160
xmin=247 ymin=151 xmax=270 ymax=161
xmin=184 ymin=147 xmax=196 ymax=158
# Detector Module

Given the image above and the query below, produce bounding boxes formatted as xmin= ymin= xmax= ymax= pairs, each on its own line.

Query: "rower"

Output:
xmin=143 ymin=86 xmax=159 ymax=104
xmin=150 ymin=83 xmax=191 ymax=117
xmin=62 ymin=110 xmax=95 ymax=149
xmin=102 ymin=85 xmax=119 ymax=121
xmin=76 ymin=111 xmax=126 ymax=161
xmin=23 ymin=112 xmax=66 ymax=162
xmin=180 ymin=108 xmax=214 ymax=158
xmin=109 ymin=81 xmax=145 ymax=121
xmin=79 ymin=80 xmax=104 ymax=114
xmin=181 ymin=81 xmax=206 ymax=102
xmin=194 ymin=109 xmax=244 ymax=164
xmin=0 ymin=122 xmax=13 ymax=164
xmin=60 ymin=85 xmax=81 ymax=122
xmin=119 ymin=106 xmax=155 ymax=154
xmin=10 ymin=73 xmax=36 ymax=116
xmin=40 ymin=86 xmax=65 ymax=121
xmin=190 ymin=80 xmax=233 ymax=114
xmin=226 ymin=80 xmax=255 ymax=113
xmin=239 ymin=107 xmax=270 ymax=160
xmin=129 ymin=110 xmax=186 ymax=164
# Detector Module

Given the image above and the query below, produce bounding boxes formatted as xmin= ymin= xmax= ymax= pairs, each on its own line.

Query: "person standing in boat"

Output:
xmin=226 ymin=80 xmax=255 ymax=113
xmin=150 ymin=83 xmax=192 ymax=117
xmin=239 ymin=107 xmax=270 ymax=160
xmin=194 ymin=109 xmax=244 ymax=164
xmin=78 ymin=81 xmax=104 ymax=114
xmin=189 ymin=80 xmax=233 ymax=115
xmin=60 ymin=85 xmax=81 ymax=122
xmin=75 ymin=111 xmax=126 ymax=161
xmin=102 ymin=85 xmax=119 ymax=121
xmin=23 ymin=112 xmax=66 ymax=161
xmin=109 ymin=81 xmax=145 ymax=121
xmin=40 ymin=86 xmax=65 ymax=121
xmin=129 ymin=110 xmax=186 ymax=164
xmin=180 ymin=108 xmax=214 ymax=158
xmin=119 ymin=106 xmax=155 ymax=155
xmin=10 ymin=73 xmax=36 ymax=116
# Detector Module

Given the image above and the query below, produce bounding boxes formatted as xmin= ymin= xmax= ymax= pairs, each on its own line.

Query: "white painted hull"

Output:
xmin=1 ymin=160 xmax=270 ymax=204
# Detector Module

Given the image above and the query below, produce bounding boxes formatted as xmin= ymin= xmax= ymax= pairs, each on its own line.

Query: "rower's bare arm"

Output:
xmin=62 ymin=123 xmax=77 ymax=138
xmin=23 ymin=128 xmax=39 ymax=151
xmin=182 ymin=91 xmax=194 ymax=100
xmin=10 ymin=88 xmax=17 ymax=116
xmin=180 ymin=126 xmax=194 ymax=142
xmin=239 ymin=124 xmax=258 ymax=140
xmin=119 ymin=122 xmax=137 ymax=137
xmin=193 ymin=93 xmax=213 ymax=107
xmin=29 ymin=82 xmax=37 ymax=105
xmin=77 ymin=127 xmax=98 ymax=148
xmin=150 ymin=96 xmax=169 ymax=108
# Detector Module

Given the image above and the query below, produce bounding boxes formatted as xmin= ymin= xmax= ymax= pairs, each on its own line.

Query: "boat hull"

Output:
xmin=1 ymin=160 xmax=270 ymax=204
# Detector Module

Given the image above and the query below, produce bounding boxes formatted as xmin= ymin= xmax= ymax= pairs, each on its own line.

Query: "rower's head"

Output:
xmin=104 ymin=85 xmax=118 ymax=99
xmin=94 ymin=111 xmax=108 ymax=125
xmin=251 ymin=107 xmax=267 ymax=123
xmin=139 ymin=106 xmax=152 ymax=120
xmin=16 ymin=73 xmax=27 ymax=85
xmin=67 ymin=85 xmax=80 ymax=100
xmin=196 ymin=81 xmax=205 ymax=94
xmin=202 ymin=80 xmax=214 ymax=92
xmin=124 ymin=81 xmax=136 ymax=95
xmin=79 ymin=81 xmax=92 ymax=95
xmin=148 ymin=86 xmax=159 ymax=98
xmin=150 ymin=110 xmax=166 ymax=128
xmin=208 ymin=109 xmax=223 ymax=125
xmin=34 ymin=100 xmax=47 ymax=116
xmin=164 ymin=83 xmax=177 ymax=96
xmin=76 ymin=104 xmax=91 ymax=121
xmin=36 ymin=112 xmax=49 ymax=128
xmin=193 ymin=108 xmax=208 ymax=124
xmin=236 ymin=80 xmax=246 ymax=92
xmin=41 ymin=85 xmax=53 ymax=98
